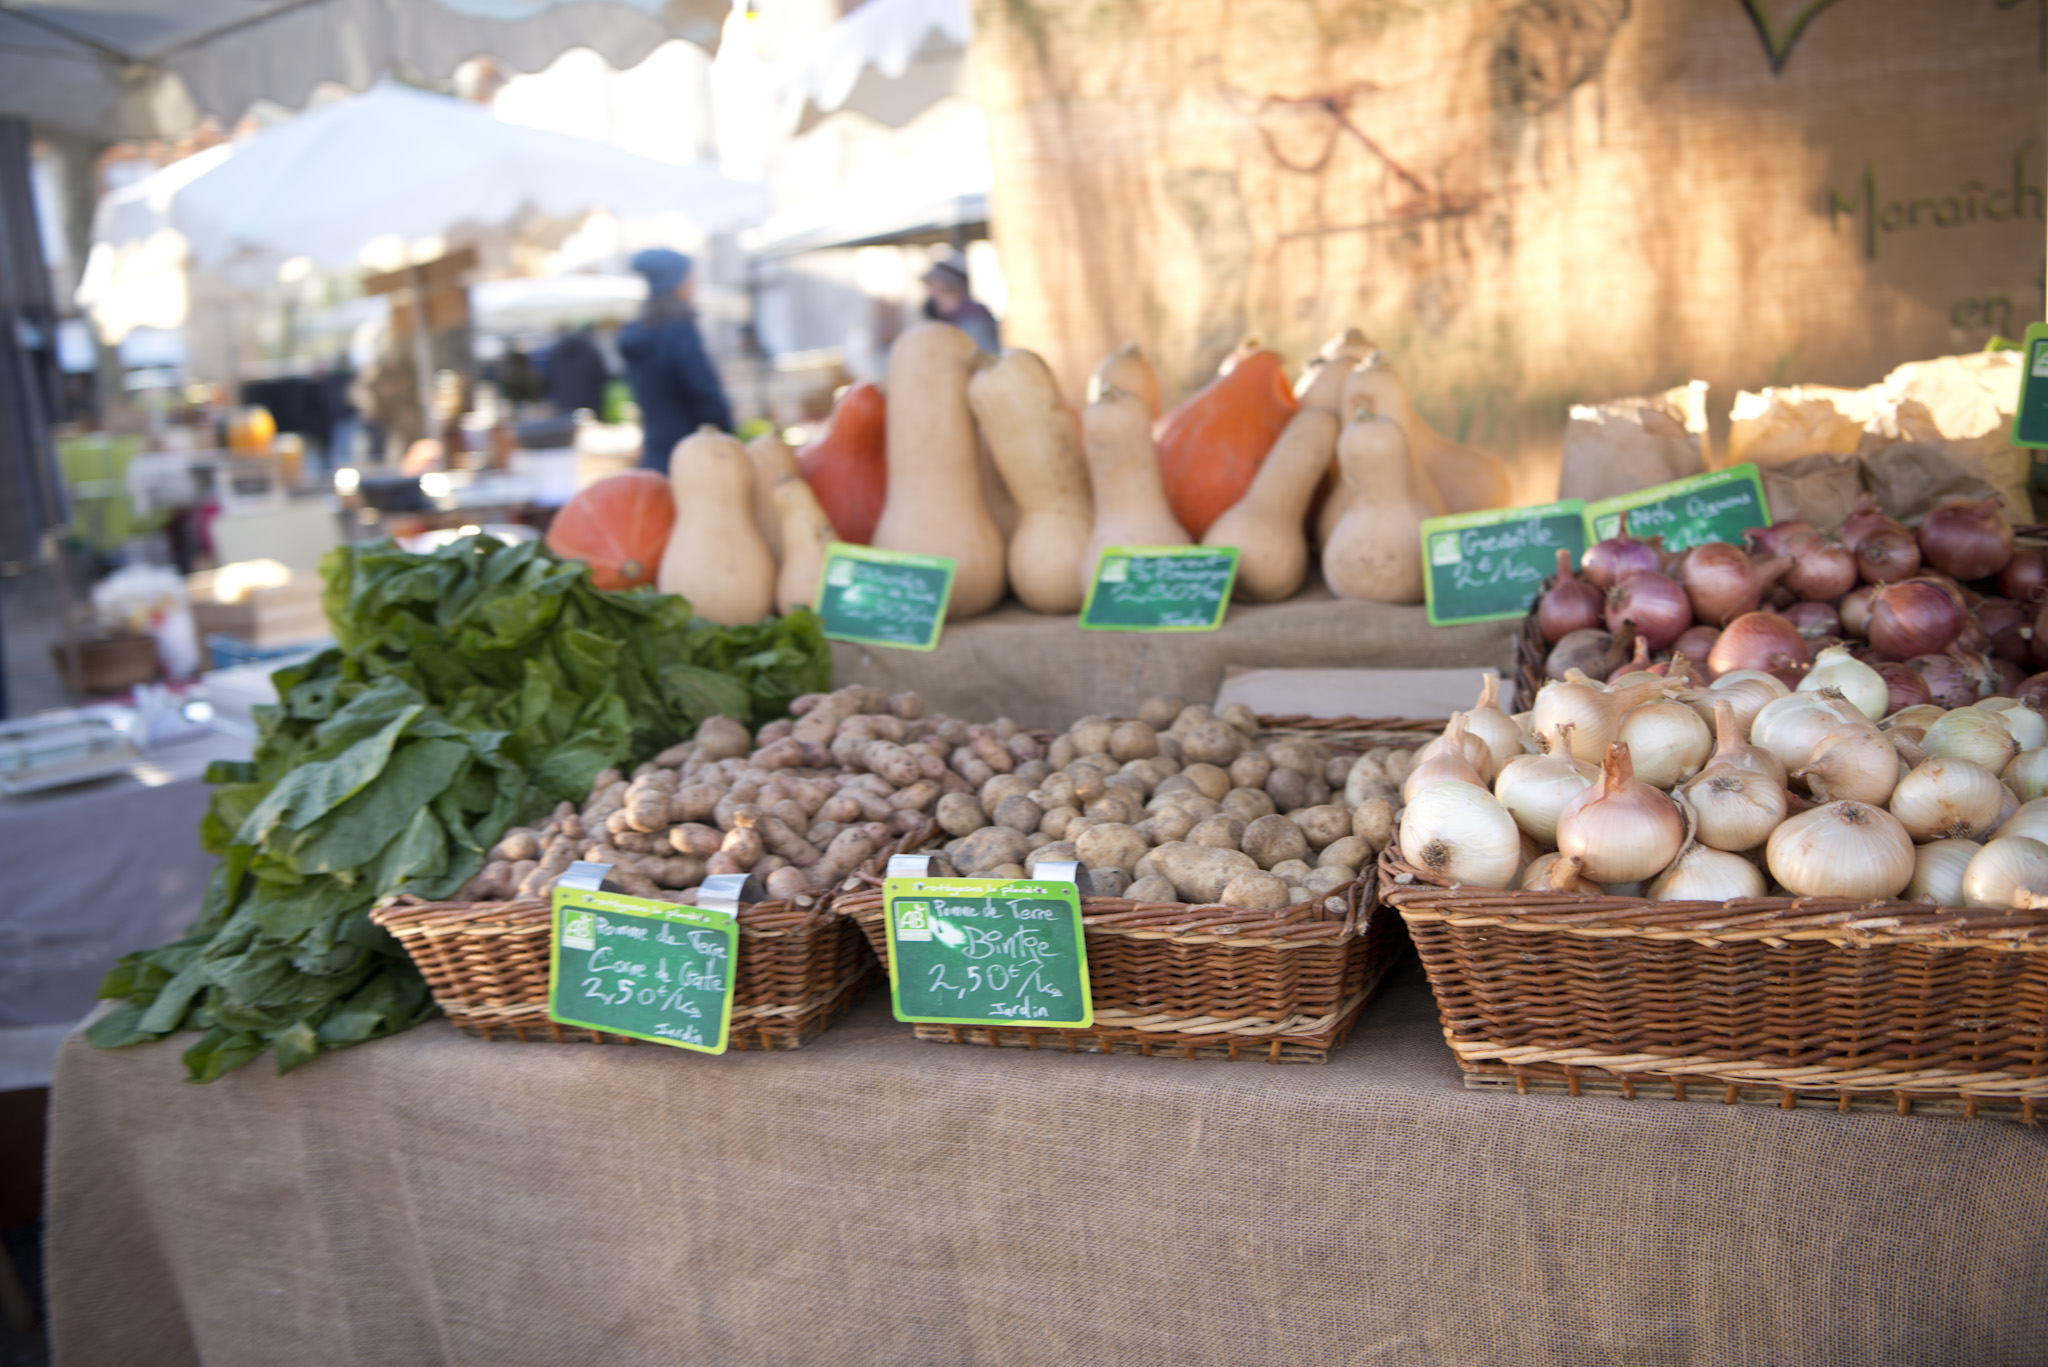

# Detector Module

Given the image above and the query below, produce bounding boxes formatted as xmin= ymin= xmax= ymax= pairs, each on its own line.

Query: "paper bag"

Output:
xmin=1859 ymin=440 xmax=1999 ymax=521
xmin=1759 ymin=451 xmax=1865 ymax=532
xmin=1860 ymin=351 xmax=2031 ymax=519
xmin=1727 ymin=385 xmax=1875 ymax=470
xmin=1556 ymin=380 xmax=1708 ymax=503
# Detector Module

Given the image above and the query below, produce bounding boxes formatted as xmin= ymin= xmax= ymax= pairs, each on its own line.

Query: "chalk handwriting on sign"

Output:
xmin=547 ymin=887 xmax=738 ymax=1052
xmin=815 ymin=542 xmax=955 ymax=651
xmin=883 ymin=877 xmax=1092 ymax=1028
xmin=1421 ymin=501 xmax=1588 ymax=627
xmin=1583 ymin=465 xmax=1770 ymax=556
xmin=1078 ymin=546 xmax=1239 ymax=631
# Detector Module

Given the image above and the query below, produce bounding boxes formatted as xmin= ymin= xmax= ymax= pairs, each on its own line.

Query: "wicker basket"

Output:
xmin=1377 ymin=834 xmax=2048 ymax=1121
xmin=1252 ymin=715 xmax=1446 ymax=755
xmin=371 ymin=896 xmax=874 ymax=1050
xmin=836 ymin=876 xmax=1398 ymax=1062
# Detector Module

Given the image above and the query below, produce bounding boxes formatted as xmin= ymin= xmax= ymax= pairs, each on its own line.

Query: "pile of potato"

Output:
xmin=453 ymin=685 xmax=1408 ymax=912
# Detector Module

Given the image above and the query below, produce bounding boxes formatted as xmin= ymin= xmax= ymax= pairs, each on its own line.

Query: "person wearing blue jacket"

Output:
xmin=621 ymin=248 xmax=733 ymax=472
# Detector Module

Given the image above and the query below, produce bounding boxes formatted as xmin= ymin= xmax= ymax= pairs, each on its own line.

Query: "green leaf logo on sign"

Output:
xmin=547 ymin=886 xmax=738 ymax=1053
xmin=1078 ymin=545 xmax=1239 ymax=631
xmin=1581 ymin=465 xmax=1770 ymax=555
xmin=883 ymin=877 xmax=1092 ymax=1028
xmin=815 ymin=542 xmax=956 ymax=652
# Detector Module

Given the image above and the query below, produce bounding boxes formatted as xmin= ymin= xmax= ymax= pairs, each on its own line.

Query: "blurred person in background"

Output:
xmin=544 ymin=323 xmax=611 ymax=416
xmin=921 ymin=250 xmax=999 ymax=354
xmin=622 ymin=248 xmax=732 ymax=472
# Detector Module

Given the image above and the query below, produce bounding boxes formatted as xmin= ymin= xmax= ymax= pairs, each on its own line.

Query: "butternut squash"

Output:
xmin=968 ymin=348 xmax=1094 ymax=613
xmin=660 ymin=425 xmax=777 ymax=624
xmin=1322 ymin=407 xmax=1439 ymax=604
xmin=1294 ymin=328 xmax=1373 ymax=412
xmin=770 ymin=473 xmax=837 ymax=615
xmin=1344 ymin=359 xmax=1512 ymax=514
xmin=1078 ymin=386 xmax=1189 ymax=597
xmin=745 ymin=430 xmax=799 ymax=559
xmin=1153 ymin=338 xmax=1297 ymax=537
xmin=1202 ymin=406 xmax=1341 ymax=602
xmin=1088 ymin=342 xmax=1162 ymax=420
xmin=872 ymin=322 xmax=1007 ymax=619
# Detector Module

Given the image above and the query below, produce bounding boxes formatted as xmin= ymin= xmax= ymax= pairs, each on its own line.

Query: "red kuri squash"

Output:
xmin=798 ymin=382 xmax=888 ymax=545
xmin=1154 ymin=340 xmax=1298 ymax=538
xmin=545 ymin=470 xmax=674 ymax=589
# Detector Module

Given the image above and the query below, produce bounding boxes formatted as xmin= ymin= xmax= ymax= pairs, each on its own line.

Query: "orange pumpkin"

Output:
xmin=1154 ymin=341 xmax=1298 ymax=538
xmin=545 ymin=470 xmax=675 ymax=589
xmin=797 ymin=382 xmax=888 ymax=545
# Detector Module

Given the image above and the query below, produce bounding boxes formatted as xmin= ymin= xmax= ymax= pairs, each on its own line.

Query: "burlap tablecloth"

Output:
xmin=47 ymin=968 xmax=2048 ymax=1367
xmin=830 ymin=588 xmax=1516 ymax=727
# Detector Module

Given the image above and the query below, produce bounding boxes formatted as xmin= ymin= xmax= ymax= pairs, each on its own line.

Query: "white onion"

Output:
xmin=1532 ymin=677 xmax=1672 ymax=765
xmin=1402 ymin=749 xmax=1485 ymax=805
xmin=1799 ymin=645 xmax=1888 ymax=721
xmin=1905 ymin=838 xmax=1980 ymax=905
xmin=1617 ymin=698 xmax=1714 ymax=790
xmin=1520 ymin=851 xmax=1600 ymax=894
xmin=1492 ymin=730 xmax=1597 ymax=845
xmin=1794 ymin=724 xmax=1899 ymax=806
xmin=1701 ymin=698 xmax=1787 ymax=785
xmin=1457 ymin=673 xmax=1526 ymax=778
xmin=1555 ymin=743 xmax=1686 ymax=884
xmin=1680 ymin=765 xmax=1788 ymax=852
xmin=1994 ymin=797 xmax=2048 ymax=843
xmin=1648 ymin=842 xmax=1766 ymax=901
xmin=1398 ymin=781 xmax=1522 ymax=889
xmin=1888 ymin=757 xmax=2004 ymax=842
xmin=1960 ymin=835 xmax=2048 ymax=910
xmin=1921 ymin=709 xmax=2020 ymax=777
xmin=1765 ymin=801 xmax=1914 ymax=900
xmin=1695 ymin=672 xmax=1788 ymax=736
xmin=1975 ymin=697 xmax=2048 ymax=752
xmin=1883 ymin=705 xmax=1949 ymax=734
xmin=1752 ymin=690 xmax=1868 ymax=774
xmin=2003 ymin=749 xmax=2048 ymax=802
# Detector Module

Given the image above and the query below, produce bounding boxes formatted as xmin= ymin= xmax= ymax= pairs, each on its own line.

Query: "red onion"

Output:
xmin=1839 ymin=494 xmax=1906 ymax=551
xmin=1536 ymin=547 xmax=1605 ymax=644
xmin=1876 ymin=661 xmax=1933 ymax=711
xmin=1582 ymin=512 xmax=1665 ymax=590
xmin=1782 ymin=600 xmax=1841 ymax=639
xmin=1781 ymin=537 xmax=1857 ymax=601
xmin=1546 ymin=626 xmax=1632 ymax=682
xmin=1908 ymin=654 xmax=1979 ymax=708
xmin=1678 ymin=542 xmax=1791 ymax=626
xmin=2017 ymin=673 xmax=2048 ymax=709
xmin=1991 ymin=657 xmax=2026 ymax=698
xmin=1918 ymin=497 xmax=2015 ymax=582
xmin=1747 ymin=520 xmax=1816 ymax=558
xmin=1868 ymin=581 xmax=1965 ymax=661
xmin=1999 ymin=546 xmax=2048 ymax=603
xmin=2034 ymin=599 xmax=2048 ymax=670
xmin=1654 ymin=654 xmax=1708 ymax=688
xmin=1707 ymin=611 xmax=1811 ymax=678
xmin=1672 ymin=624 xmax=1721 ymax=664
xmin=1856 ymin=526 xmax=1921 ymax=584
xmin=1976 ymin=597 xmax=2035 ymax=666
xmin=1838 ymin=585 xmax=1876 ymax=637
xmin=1607 ymin=633 xmax=1654 ymax=683
xmin=1604 ymin=570 xmax=1691 ymax=650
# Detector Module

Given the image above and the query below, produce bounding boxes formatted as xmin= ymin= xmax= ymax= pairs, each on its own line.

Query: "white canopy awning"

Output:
xmin=0 ymin=0 xmax=730 ymax=138
xmin=773 ymin=0 xmax=971 ymax=137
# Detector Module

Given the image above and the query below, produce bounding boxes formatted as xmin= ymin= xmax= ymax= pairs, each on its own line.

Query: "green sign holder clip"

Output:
xmin=546 ymin=861 xmax=744 ymax=1053
xmin=815 ymin=542 xmax=956 ymax=651
xmin=1078 ymin=545 xmax=1239 ymax=631
xmin=882 ymin=854 xmax=1093 ymax=1029
xmin=2011 ymin=322 xmax=2048 ymax=449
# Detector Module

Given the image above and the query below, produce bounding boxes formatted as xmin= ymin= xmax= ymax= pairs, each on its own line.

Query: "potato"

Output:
xmin=1025 ymin=841 xmax=1080 ymax=874
xmin=1286 ymin=886 xmax=1311 ymax=904
xmin=1069 ymin=716 xmax=1115 ymax=757
xmin=1302 ymin=865 xmax=1354 ymax=896
xmin=1076 ymin=822 xmax=1148 ymax=875
xmin=1241 ymin=813 xmax=1309 ymax=869
xmin=1103 ymin=771 xmax=1149 ymax=801
xmin=1062 ymin=814 xmax=1106 ymax=842
xmin=1180 ymin=762 xmax=1232 ymax=801
xmin=1294 ymin=804 xmax=1353 ymax=851
xmin=1109 ymin=721 xmax=1159 ymax=762
xmin=1150 ymin=773 xmax=1198 ymax=801
xmin=1086 ymin=867 xmax=1131 ymax=898
xmin=1221 ymin=787 xmax=1277 ymax=822
xmin=1119 ymin=758 xmax=1168 ymax=793
xmin=1265 ymin=766 xmax=1310 ymax=812
xmin=1150 ymin=842 xmax=1257 ymax=902
xmin=1219 ymin=869 xmax=1290 ymax=911
xmin=1353 ymin=798 xmax=1395 ymax=852
xmin=1384 ymin=749 xmax=1416 ymax=781
xmin=935 ymin=791 xmax=988 ymax=838
xmin=1085 ymin=793 xmax=1141 ymax=825
xmin=1264 ymin=739 xmax=1321 ymax=776
xmin=1181 ymin=720 xmax=1247 ymax=767
xmin=1344 ymin=758 xmax=1389 ymax=807
xmin=1039 ymin=804 xmax=1080 ymax=837
xmin=1134 ymin=806 xmax=1196 ymax=844
xmin=1270 ymin=858 xmax=1314 ymax=885
xmin=1319 ymin=835 xmax=1371 ymax=871
xmin=669 ymin=822 xmax=725 ymax=857
xmin=1217 ymin=701 xmax=1260 ymax=737
xmin=1046 ymin=735 xmax=1078 ymax=769
xmin=1014 ymin=759 xmax=1053 ymax=787
xmin=695 ymin=715 xmax=752 ymax=761
xmin=1169 ymin=704 xmax=1213 ymax=733
xmin=1228 ymin=750 xmax=1273 ymax=790
xmin=988 ymin=863 xmax=1027 ymax=880
xmin=1155 ymin=732 xmax=1185 ymax=765
xmin=1138 ymin=695 xmax=1186 ymax=729
xmin=1170 ymin=794 xmax=1223 ymax=822
xmin=1325 ymin=756 xmax=1356 ymax=788
xmin=994 ymin=794 xmax=1045 ymax=833
xmin=1068 ymin=766 xmax=1109 ymax=806
xmin=1188 ymin=813 xmax=1247 ymax=850
xmin=980 ymin=774 xmax=1032 ymax=811
xmin=953 ymin=826 xmax=1031 ymax=875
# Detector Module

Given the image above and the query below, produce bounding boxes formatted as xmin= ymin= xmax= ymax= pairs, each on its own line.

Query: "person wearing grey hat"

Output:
xmin=621 ymin=247 xmax=733 ymax=472
xmin=921 ymin=250 xmax=1001 ymax=355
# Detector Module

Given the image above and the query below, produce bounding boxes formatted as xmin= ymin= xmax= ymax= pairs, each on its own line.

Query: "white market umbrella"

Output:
xmin=773 ymin=0 xmax=970 ymax=137
xmin=154 ymin=83 xmax=766 ymax=276
xmin=0 ymin=0 xmax=730 ymax=139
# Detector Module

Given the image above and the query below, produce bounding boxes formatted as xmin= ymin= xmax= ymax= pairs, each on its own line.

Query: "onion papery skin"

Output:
xmin=1868 ymin=582 xmax=1964 ymax=661
xmin=1398 ymin=782 xmax=1523 ymax=890
xmin=1998 ymin=546 xmax=2048 ymax=604
xmin=2017 ymin=673 xmax=2048 ymax=709
xmin=1905 ymin=838 xmax=1980 ymax=905
xmin=1536 ymin=547 xmax=1605 ymax=644
xmin=1875 ymin=661 xmax=1934 ymax=712
xmin=1840 ymin=495 xmax=1904 ymax=551
xmin=1707 ymin=612 xmax=1810 ymax=679
xmin=1605 ymin=571 xmax=1691 ymax=651
xmin=1781 ymin=539 xmax=1856 ymax=602
xmin=1960 ymin=835 xmax=2048 ymax=910
xmin=1889 ymin=756 xmax=2005 ymax=843
xmin=1554 ymin=743 xmax=1686 ymax=884
xmin=1839 ymin=585 xmax=1876 ymax=637
xmin=1546 ymin=627 xmax=1628 ymax=683
xmin=1681 ymin=765 xmax=1788 ymax=853
xmin=1672 ymin=625 xmax=1722 ymax=667
xmin=1581 ymin=511 xmax=1664 ymax=590
xmin=1918 ymin=497 xmax=2015 ymax=583
xmin=1857 ymin=526 xmax=1921 ymax=585
xmin=1782 ymin=601 xmax=1841 ymax=641
xmin=1680 ymin=543 xmax=1790 ymax=627
xmin=1906 ymin=654 xmax=1978 ymax=709
xmin=1764 ymin=801 xmax=1915 ymax=900
xmin=1748 ymin=520 xmax=1817 ymax=558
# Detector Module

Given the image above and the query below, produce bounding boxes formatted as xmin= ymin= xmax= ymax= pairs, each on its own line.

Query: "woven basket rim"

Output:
xmin=371 ymin=894 xmax=836 ymax=939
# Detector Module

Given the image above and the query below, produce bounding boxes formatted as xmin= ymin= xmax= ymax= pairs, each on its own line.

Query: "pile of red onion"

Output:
xmin=1533 ymin=493 xmax=2048 ymax=711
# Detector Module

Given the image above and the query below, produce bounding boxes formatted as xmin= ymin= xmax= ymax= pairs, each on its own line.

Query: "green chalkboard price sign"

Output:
xmin=883 ymin=876 xmax=1092 ymax=1028
xmin=547 ymin=886 xmax=738 ymax=1053
xmin=1078 ymin=545 xmax=1239 ymax=631
xmin=1583 ymin=465 xmax=1770 ymax=555
xmin=2011 ymin=323 xmax=2048 ymax=448
xmin=1421 ymin=500 xmax=1588 ymax=627
xmin=815 ymin=542 xmax=955 ymax=651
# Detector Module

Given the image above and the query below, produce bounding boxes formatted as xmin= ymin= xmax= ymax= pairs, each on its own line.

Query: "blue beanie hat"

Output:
xmin=631 ymin=247 xmax=693 ymax=298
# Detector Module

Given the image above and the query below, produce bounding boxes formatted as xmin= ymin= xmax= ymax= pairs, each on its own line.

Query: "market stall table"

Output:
xmin=46 ymin=967 xmax=2048 ymax=1366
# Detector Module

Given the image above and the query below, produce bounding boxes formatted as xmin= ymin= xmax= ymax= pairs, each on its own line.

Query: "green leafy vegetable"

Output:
xmin=92 ymin=535 xmax=830 ymax=1079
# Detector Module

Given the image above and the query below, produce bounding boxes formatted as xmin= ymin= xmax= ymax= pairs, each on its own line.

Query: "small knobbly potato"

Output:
xmin=1217 ymin=701 xmax=1260 ymax=738
xmin=936 ymin=791 xmax=988 ymax=838
xmin=1134 ymin=806 xmax=1195 ymax=845
xmin=1038 ymin=804 xmax=1081 ymax=838
xmin=1265 ymin=739 xmax=1321 ymax=776
xmin=1155 ymin=732 xmax=1185 ymax=765
xmin=1269 ymin=858 xmax=1314 ymax=886
xmin=1085 ymin=793 xmax=1140 ymax=825
xmin=1294 ymin=805 xmax=1353 ymax=851
xmin=1189 ymin=813 xmax=1247 ymax=850
xmin=1219 ymin=868 xmax=1290 ymax=911
xmin=988 ymin=863 xmax=1027 ymax=880
xmin=695 ymin=715 xmax=753 ymax=761
xmin=1264 ymin=766 xmax=1310 ymax=813
xmin=1240 ymin=813 xmax=1309 ymax=869
xmin=981 ymin=774 xmax=1033 ymax=811
xmin=1180 ymin=762 xmax=1232 ymax=800
xmin=1383 ymin=749 xmax=1417 ymax=781
xmin=1138 ymin=695 xmax=1186 ymax=730
xmin=1068 ymin=716 xmax=1115 ymax=757
xmin=1228 ymin=750 xmax=1273 ymax=790
xmin=994 ymin=794 xmax=1046 ymax=833
xmin=1026 ymin=841 xmax=1080 ymax=873
xmin=1085 ymin=867 xmax=1131 ymax=898
xmin=1353 ymin=798 xmax=1395 ymax=853
xmin=1170 ymin=794 xmax=1223 ymax=822
xmin=1302 ymin=865 xmax=1354 ymax=896
xmin=1150 ymin=842 xmax=1257 ymax=902
xmin=1126 ymin=873 xmax=1178 ymax=902
xmin=1109 ymin=721 xmax=1160 ymax=762
xmin=1345 ymin=758 xmax=1390 ymax=807
xmin=1180 ymin=721 xmax=1246 ymax=767
xmin=1318 ymin=835 xmax=1371 ymax=870
xmin=953 ymin=825 xmax=1032 ymax=875
xmin=1076 ymin=822 xmax=1148 ymax=875
xmin=1046 ymin=735 xmax=1078 ymax=769
xmin=1221 ymin=787 xmax=1277 ymax=822
xmin=1325 ymin=755 xmax=1357 ymax=788
xmin=1169 ymin=704 xmax=1214 ymax=734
